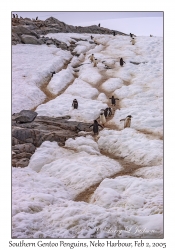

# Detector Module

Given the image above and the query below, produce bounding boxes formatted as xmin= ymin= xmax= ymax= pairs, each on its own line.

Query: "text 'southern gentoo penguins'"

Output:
xmin=120 ymin=115 xmax=133 ymax=128
xmin=72 ymin=99 xmax=78 ymax=109
xmin=88 ymin=54 xmax=94 ymax=63
xmin=89 ymin=120 xmax=103 ymax=135
xmin=120 ymin=58 xmax=125 ymax=66
xmin=109 ymin=96 xmax=119 ymax=106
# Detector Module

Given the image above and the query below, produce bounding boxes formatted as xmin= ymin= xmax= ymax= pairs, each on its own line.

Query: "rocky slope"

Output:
xmin=12 ymin=16 xmax=128 ymax=45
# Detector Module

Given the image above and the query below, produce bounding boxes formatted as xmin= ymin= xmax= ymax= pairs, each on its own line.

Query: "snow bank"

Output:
xmin=65 ymin=78 xmax=99 ymax=99
xmin=47 ymin=66 xmax=74 ymax=95
xmin=35 ymin=93 xmax=107 ymax=122
xmin=29 ymin=140 xmax=123 ymax=196
xmin=12 ymin=44 xmax=72 ymax=112
xmin=98 ymin=128 xmax=163 ymax=166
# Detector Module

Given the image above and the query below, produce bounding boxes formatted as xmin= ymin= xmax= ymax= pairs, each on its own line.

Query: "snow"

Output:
xmin=12 ymin=32 xmax=163 ymax=239
xmin=98 ymin=128 xmax=163 ymax=166
xmin=47 ymin=66 xmax=74 ymax=95
xmin=28 ymin=139 xmax=123 ymax=197
xmin=12 ymin=44 xmax=72 ymax=113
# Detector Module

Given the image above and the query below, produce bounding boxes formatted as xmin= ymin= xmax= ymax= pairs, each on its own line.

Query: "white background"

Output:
xmin=1 ymin=0 xmax=173 ymax=248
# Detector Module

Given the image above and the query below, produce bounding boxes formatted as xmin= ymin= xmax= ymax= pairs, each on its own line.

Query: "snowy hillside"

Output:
xmin=12 ymin=32 xmax=163 ymax=238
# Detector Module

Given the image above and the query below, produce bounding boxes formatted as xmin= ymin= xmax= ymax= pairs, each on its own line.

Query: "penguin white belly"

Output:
xmin=100 ymin=114 xmax=106 ymax=125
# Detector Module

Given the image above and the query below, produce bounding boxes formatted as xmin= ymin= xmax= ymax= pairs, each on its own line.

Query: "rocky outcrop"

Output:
xmin=12 ymin=113 xmax=92 ymax=167
xmin=12 ymin=16 xmax=128 ymax=45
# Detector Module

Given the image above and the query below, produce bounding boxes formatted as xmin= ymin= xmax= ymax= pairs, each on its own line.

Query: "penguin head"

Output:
xmin=127 ymin=115 xmax=132 ymax=118
xmin=94 ymin=120 xmax=97 ymax=123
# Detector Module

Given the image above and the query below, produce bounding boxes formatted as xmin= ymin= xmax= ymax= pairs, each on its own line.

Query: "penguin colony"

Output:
xmin=70 ymin=32 xmax=138 ymax=133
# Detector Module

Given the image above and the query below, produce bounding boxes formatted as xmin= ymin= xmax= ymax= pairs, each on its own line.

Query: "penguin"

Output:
xmin=93 ymin=59 xmax=98 ymax=67
xmin=107 ymin=107 xmax=112 ymax=116
xmin=150 ymin=34 xmax=153 ymax=37
xmin=130 ymin=38 xmax=135 ymax=45
xmin=16 ymin=14 xmax=18 ymax=18
xmin=130 ymin=33 xmax=133 ymax=38
xmin=72 ymin=99 xmax=78 ymax=109
xmin=20 ymin=16 xmax=23 ymax=19
xmin=88 ymin=54 xmax=95 ymax=63
xmin=51 ymin=71 xmax=56 ymax=77
xmin=103 ymin=108 xmax=108 ymax=118
xmin=91 ymin=35 xmax=94 ymax=40
xmin=98 ymin=23 xmax=100 ymax=27
xmin=109 ymin=96 xmax=119 ymax=106
xmin=113 ymin=31 xmax=116 ymax=36
xmin=89 ymin=120 xmax=103 ymax=135
xmin=36 ymin=16 xmax=38 ymax=20
xmin=120 ymin=58 xmax=125 ymax=66
xmin=99 ymin=111 xmax=106 ymax=125
xmin=120 ymin=115 xmax=133 ymax=128
xmin=13 ymin=14 xmax=15 ymax=18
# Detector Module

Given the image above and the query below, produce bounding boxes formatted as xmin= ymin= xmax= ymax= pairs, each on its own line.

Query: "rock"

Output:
xmin=16 ymin=158 xmax=29 ymax=168
xmin=21 ymin=35 xmax=43 ymax=45
xmin=12 ymin=25 xmax=39 ymax=38
xmin=12 ymin=143 xmax=36 ymax=154
xmin=14 ymin=110 xmax=38 ymax=123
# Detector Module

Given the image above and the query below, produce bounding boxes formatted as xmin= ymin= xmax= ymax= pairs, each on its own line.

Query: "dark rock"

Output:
xmin=14 ymin=110 xmax=38 ymax=123
xmin=16 ymin=158 xmax=29 ymax=168
xmin=12 ymin=25 xmax=39 ymax=38
xmin=21 ymin=35 xmax=43 ymax=45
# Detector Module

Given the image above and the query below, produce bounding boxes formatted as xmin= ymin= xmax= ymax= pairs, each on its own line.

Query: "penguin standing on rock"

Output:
xmin=120 ymin=58 xmax=125 ymax=66
xmin=130 ymin=33 xmax=133 ymax=37
xmin=36 ymin=16 xmax=38 ymax=20
xmin=12 ymin=14 xmax=15 ymax=18
xmin=120 ymin=115 xmax=133 ymax=128
xmin=113 ymin=31 xmax=116 ymax=36
xmin=72 ymin=99 xmax=78 ymax=109
xmin=109 ymin=96 xmax=119 ymax=106
xmin=98 ymin=23 xmax=100 ymax=27
xmin=16 ymin=14 xmax=18 ymax=18
xmin=89 ymin=120 xmax=103 ymax=135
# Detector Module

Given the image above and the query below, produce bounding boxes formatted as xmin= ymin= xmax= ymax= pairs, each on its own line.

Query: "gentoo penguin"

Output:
xmin=89 ymin=120 xmax=103 ymax=135
xmin=16 ymin=14 xmax=18 ymax=18
xmin=72 ymin=99 xmax=78 ymax=109
xmin=109 ymin=96 xmax=119 ymax=106
xmin=120 ymin=58 xmax=125 ymax=66
xmin=113 ymin=31 xmax=116 ymax=36
xmin=150 ymin=34 xmax=153 ymax=37
xmin=51 ymin=71 xmax=55 ymax=77
xmin=103 ymin=108 xmax=108 ymax=118
xmin=120 ymin=115 xmax=133 ymax=128
xmin=107 ymin=107 xmax=112 ymax=116
xmin=130 ymin=33 xmax=133 ymax=38
xmin=36 ymin=16 xmax=38 ymax=20
xmin=99 ymin=111 xmax=106 ymax=125
xmin=98 ymin=23 xmax=100 ymax=27
xmin=130 ymin=38 xmax=135 ymax=45
xmin=13 ymin=14 xmax=15 ymax=18
xmin=88 ymin=54 xmax=94 ymax=63
xmin=93 ymin=59 xmax=98 ymax=67
xmin=91 ymin=35 xmax=94 ymax=40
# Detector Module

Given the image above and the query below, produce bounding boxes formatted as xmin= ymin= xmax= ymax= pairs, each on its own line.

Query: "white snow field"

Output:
xmin=12 ymin=32 xmax=163 ymax=238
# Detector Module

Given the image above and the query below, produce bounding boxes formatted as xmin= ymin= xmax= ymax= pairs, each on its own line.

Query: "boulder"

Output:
xmin=14 ymin=110 xmax=38 ymax=123
xmin=12 ymin=25 xmax=39 ymax=38
xmin=15 ymin=158 xmax=29 ymax=168
xmin=21 ymin=35 xmax=43 ymax=45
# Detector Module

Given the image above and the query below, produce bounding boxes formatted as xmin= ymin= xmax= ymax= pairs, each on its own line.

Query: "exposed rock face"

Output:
xmin=12 ymin=114 xmax=92 ymax=168
xmin=12 ymin=16 xmax=128 ymax=45
xmin=21 ymin=35 xmax=44 ymax=45
xmin=13 ymin=110 xmax=38 ymax=123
